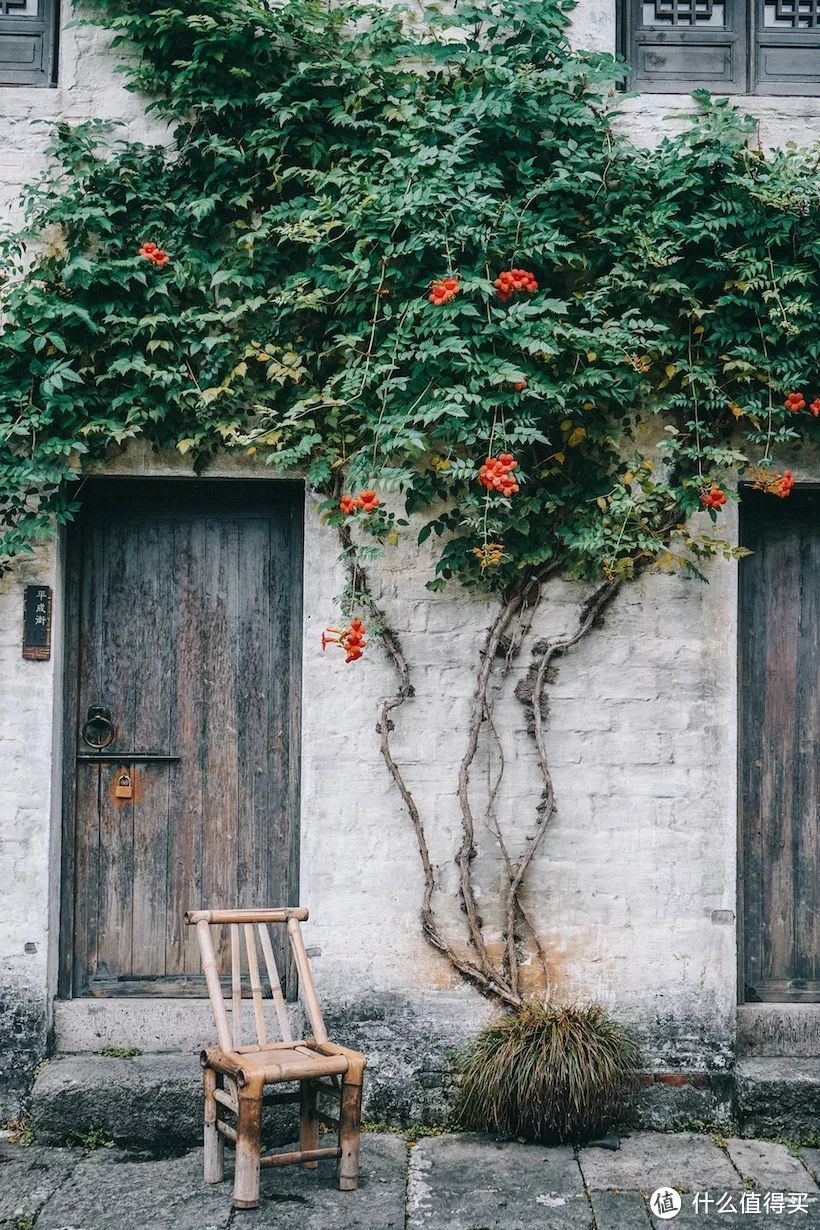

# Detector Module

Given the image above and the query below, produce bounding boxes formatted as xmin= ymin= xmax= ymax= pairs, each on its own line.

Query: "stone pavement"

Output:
xmin=1 ymin=1131 xmax=819 ymax=1229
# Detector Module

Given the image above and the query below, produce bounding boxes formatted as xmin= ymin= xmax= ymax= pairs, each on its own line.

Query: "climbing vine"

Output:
xmin=1 ymin=0 xmax=819 ymax=1004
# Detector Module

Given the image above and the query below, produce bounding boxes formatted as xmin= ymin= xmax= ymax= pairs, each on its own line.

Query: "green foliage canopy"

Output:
xmin=1 ymin=0 xmax=818 ymax=587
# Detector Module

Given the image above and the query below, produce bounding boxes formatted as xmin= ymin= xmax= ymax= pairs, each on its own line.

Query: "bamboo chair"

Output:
xmin=185 ymin=907 xmax=366 ymax=1210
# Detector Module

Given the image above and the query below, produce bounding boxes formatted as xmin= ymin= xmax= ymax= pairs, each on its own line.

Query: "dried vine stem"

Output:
xmin=338 ymin=526 xmax=521 ymax=1005
xmin=504 ymin=578 xmax=621 ymax=996
xmin=339 ymin=522 xmax=621 ymax=1008
xmin=455 ymin=574 xmax=543 ymax=993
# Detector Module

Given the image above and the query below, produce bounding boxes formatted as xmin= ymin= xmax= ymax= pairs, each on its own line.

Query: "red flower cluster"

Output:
xmin=494 ymin=269 xmax=538 ymax=302
xmin=339 ymin=489 xmax=380 ymax=516
xmin=138 ymin=241 xmax=170 ymax=267
xmin=700 ymin=485 xmax=727 ymax=511
xmin=784 ymin=392 xmax=820 ymax=416
xmin=322 ymin=618 xmax=366 ymax=663
xmin=749 ymin=465 xmax=795 ymax=499
xmin=478 ymin=453 xmax=519 ymax=496
xmin=429 ymin=277 xmax=459 ymax=305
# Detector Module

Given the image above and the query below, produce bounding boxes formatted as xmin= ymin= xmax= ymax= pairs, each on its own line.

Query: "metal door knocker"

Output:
xmin=82 ymin=705 xmax=115 ymax=749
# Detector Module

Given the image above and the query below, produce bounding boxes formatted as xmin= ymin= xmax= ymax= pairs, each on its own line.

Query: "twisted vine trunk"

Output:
xmin=339 ymin=524 xmax=621 ymax=1010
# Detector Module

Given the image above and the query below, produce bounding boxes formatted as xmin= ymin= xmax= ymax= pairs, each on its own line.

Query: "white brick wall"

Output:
xmin=1 ymin=0 xmax=819 ymax=1115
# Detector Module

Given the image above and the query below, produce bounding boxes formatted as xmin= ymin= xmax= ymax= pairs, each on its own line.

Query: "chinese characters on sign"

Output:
xmin=22 ymin=585 xmax=52 ymax=661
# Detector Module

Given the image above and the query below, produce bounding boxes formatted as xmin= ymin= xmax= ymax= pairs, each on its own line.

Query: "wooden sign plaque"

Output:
xmin=22 ymin=584 xmax=52 ymax=661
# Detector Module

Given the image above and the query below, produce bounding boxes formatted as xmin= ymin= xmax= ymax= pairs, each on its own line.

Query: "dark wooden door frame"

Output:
xmin=58 ymin=477 xmax=304 ymax=999
xmin=737 ymin=481 xmax=820 ymax=1005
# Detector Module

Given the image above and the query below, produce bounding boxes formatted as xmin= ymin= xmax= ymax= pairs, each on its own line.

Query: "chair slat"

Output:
xmin=195 ymin=919 xmax=233 ymax=1052
xmin=257 ymin=922 xmax=293 ymax=1042
xmin=287 ymin=917 xmax=328 ymax=1044
xmin=244 ymin=923 xmax=268 ymax=1046
xmin=230 ymin=925 xmax=242 ymax=1049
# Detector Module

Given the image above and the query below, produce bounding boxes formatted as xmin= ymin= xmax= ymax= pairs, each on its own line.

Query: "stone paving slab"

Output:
xmin=229 ymin=1133 xmax=406 ymax=1229
xmin=407 ymin=1133 xmax=592 ymax=1230
xmin=803 ymin=1150 xmax=820 ymax=1184
xmin=577 ymin=1131 xmax=738 ymax=1193
xmin=725 ymin=1137 xmax=819 ymax=1194
xmin=35 ymin=1148 xmax=234 ymax=1230
xmin=589 ymin=1187 xmax=652 ymax=1228
xmin=0 ymin=1142 xmax=80 ymax=1224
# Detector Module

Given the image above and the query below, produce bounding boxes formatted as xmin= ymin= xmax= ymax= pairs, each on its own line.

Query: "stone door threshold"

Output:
xmin=737 ymin=1003 xmax=820 ymax=1058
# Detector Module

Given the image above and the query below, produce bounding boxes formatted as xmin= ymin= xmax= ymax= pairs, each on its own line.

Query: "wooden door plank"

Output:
xmin=130 ymin=517 xmax=174 ymax=977
xmin=94 ymin=516 xmax=137 ymax=982
xmin=285 ymin=503 xmax=304 ymax=1000
xmin=200 ymin=518 xmax=240 ymax=975
xmin=236 ymin=516 xmax=273 ymax=918
xmin=759 ymin=520 xmax=800 ymax=986
xmin=72 ymin=516 xmax=105 ymax=993
xmin=166 ymin=517 xmax=207 ymax=978
xmin=795 ymin=517 xmax=819 ymax=985
xmin=268 ymin=512 xmax=298 ymax=982
xmin=739 ymin=500 xmax=768 ymax=996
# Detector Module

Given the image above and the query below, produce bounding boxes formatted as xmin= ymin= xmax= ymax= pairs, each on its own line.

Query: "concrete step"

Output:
xmin=737 ymin=1005 xmax=820 ymax=1058
xmin=736 ymin=1058 xmax=820 ymax=1140
xmin=30 ymin=1054 xmax=298 ymax=1152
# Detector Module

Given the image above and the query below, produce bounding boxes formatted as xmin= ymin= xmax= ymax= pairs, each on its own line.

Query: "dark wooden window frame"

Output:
xmin=618 ymin=1 xmax=820 ymax=95
xmin=0 ymin=0 xmax=59 ymax=86
xmin=57 ymin=477 xmax=305 ymax=1000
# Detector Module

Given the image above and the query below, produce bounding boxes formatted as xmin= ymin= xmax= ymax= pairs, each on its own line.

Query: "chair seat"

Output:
xmin=206 ymin=1043 xmax=350 ymax=1085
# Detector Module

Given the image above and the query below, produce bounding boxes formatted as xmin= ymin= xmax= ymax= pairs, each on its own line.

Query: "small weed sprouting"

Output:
xmin=68 ymin=1127 xmax=115 ymax=1155
xmin=6 ymin=1117 xmax=35 ymax=1147
xmin=362 ymin=1121 xmax=446 ymax=1143
xmin=99 ymin=1046 xmax=142 ymax=1060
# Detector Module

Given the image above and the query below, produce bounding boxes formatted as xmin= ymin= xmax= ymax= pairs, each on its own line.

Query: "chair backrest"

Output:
xmin=184 ymin=907 xmax=327 ymax=1053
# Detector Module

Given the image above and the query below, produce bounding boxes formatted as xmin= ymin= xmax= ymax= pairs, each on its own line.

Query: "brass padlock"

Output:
xmin=115 ymin=772 xmax=133 ymax=800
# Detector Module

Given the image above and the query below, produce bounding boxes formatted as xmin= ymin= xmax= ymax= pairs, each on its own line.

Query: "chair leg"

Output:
xmin=300 ymin=1079 xmax=319 ymax=1167
xmin=233 ymin=1087 xmax=263 ymax=1209
xmin=337 ymin=1070 xmax=364 ymax=1192
xmin=203 ymin=1067 xmax=224 ymax=1184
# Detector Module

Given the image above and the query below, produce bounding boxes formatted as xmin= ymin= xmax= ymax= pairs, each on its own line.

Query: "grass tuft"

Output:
xmin=455 ymin=1001 xmax=639 ymax=1144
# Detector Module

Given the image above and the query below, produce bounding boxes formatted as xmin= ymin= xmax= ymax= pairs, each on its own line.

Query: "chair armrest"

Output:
xmin=311 ymin=1040 xmax=366 ymax=1080
xmin=200 ymin=1047 xmax=244 ymax=1079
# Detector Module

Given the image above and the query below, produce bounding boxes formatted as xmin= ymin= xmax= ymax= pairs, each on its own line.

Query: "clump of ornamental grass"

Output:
xmin=455 ymin=1001 xmax=640 ymax=1144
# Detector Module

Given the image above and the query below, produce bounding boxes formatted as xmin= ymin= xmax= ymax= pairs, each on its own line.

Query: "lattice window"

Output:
xmin=642 ymin=1 xmax=726 ymax=25
xmin=763 ymin=0 xmax=820 ymax=27
xmin=0 ymin=0 xmax=57 ymax=85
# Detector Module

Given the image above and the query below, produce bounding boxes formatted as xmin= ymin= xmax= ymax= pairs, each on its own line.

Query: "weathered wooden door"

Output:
xmin=739 ymin=486 xmax=819 ymax=1003
xmin=60 ymin=479 xmax=303 ymax=996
